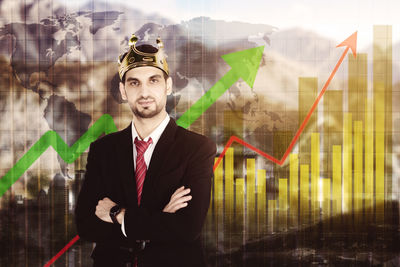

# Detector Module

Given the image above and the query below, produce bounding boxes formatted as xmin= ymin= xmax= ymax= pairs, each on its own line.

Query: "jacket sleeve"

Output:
xmin=75 ymin=141 xmax=126 ymax=243
xmin=123 ymin=137 xmax=216 ymax=243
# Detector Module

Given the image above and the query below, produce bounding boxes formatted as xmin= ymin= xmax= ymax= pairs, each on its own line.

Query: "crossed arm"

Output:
xmin=75 ymin=138 xmax=216 ymax=244
xmin=95 ymin=186 xmax=192 ymax=224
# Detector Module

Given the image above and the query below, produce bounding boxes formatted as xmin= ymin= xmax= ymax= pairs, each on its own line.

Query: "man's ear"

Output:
xmin=166 ymin=76 xmax=173 ymax=95
xmin=119 ymin=82 xmax=127 ymax=101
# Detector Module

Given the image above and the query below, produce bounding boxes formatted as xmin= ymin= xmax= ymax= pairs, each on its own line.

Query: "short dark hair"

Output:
xmin=121 ymin=44 xmax=169 ymax=83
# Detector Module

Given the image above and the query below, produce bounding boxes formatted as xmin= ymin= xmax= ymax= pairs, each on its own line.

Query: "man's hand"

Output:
xmin=95 ymin=197 xmax=118 ymax=223
xmin=163 ymin=186 xmax=192 ymax=213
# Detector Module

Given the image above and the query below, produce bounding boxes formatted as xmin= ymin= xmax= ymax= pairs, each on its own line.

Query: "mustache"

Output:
xmin=137 ymin=97 xmax=155 ymax=102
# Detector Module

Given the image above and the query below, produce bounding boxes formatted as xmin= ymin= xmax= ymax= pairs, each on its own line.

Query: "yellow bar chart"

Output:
xmin=205 ymin=25 xmax=392 ymax=250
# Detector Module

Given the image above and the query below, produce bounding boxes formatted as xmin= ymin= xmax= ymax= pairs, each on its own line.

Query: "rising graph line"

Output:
xmin=177 ymin=45 xmax=264 ymax=128
xmin=213 ymin=31 xmax=357 ymax=171
xmin=43 ymin=235 xmax=80 ymax=267
xmin=0 ymin=114 xmax=118 ymax=197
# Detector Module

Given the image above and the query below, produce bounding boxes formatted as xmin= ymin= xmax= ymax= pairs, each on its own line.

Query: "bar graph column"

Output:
xmin=354 ymin=121 xmax=363 ymax=223
xmin=332 ymin=145 xmax=342 ymax=217
xmin=347 ymin=52 xmax=367 ymax=223
xmin=299 ymin=77 xmax=318 ymax=165
xmin=235 ymin=178 xmax=244 ymax=244
xmin=246 ymin=158 xmax=256 ymax=237
xmin=348 ymin=53 xmax=368 ymax=121
xmin=224 ymin=110 xmax=244 ymax=178
xmin=323 ymin=90 xmax=343 ymax=184
xmin=343 ymin=113 xmax=353 ymax=214
xmin=300 ymin=164 xmax=310 ymax=225
xmin=273 ymin=131 xmax=291 ymax=201
xmin=365 ymin=98 xmax=374 ymax=221
xmin=311 ymin=133 xmax=320 ymax=223
xmin=375 ymin=83 xmax=385 ymax=223
xmin=224 ymin=147 xmax=234 ymax=248
xmin=279 ymin=179 xmax=288 ymax=231
xmin=257 ymin=170 xmax=266 ymax=235
xmin=373 ymin=26 xmax=392 ymax=221
xmin=289 ymin=154 xmax=299 ymax=227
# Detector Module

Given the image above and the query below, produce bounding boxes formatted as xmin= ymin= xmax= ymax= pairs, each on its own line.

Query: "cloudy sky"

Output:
xmin=64 ymin=0 xmax=400 ymax=48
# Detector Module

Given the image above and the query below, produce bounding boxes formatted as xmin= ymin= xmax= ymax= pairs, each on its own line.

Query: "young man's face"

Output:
xmin=119 ymin=66 xmax=172 ymax=119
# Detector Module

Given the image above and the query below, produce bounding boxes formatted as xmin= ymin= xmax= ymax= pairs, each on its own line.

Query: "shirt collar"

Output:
xmin=131 ymin=114 xmax=170 ymax=145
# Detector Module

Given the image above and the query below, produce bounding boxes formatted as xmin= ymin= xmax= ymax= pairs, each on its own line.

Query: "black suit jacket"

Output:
xmin=75 ymin=118 xmax=216 ymax=267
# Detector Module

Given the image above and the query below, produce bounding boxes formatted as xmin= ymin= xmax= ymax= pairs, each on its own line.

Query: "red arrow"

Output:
xmin=43 ymin=235 xmax=80 ymax=267
xmin=213 ymin=31 xmax=357 ymax=171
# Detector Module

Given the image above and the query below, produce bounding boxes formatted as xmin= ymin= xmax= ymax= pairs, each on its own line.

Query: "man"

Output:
xmin=75 ymin=34 xmax=216 ymax=267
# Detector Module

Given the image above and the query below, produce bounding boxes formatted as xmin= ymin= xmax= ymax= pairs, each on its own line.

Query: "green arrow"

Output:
xmin=0 ymin=46 xmax=264 ymax=198
xmin=176 ymin=46 xmax=264 ymax=128
xmin=0 ymin=114 xmax=117 ymax=197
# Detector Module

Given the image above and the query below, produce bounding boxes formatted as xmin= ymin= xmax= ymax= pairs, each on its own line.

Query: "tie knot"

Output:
xmin=134 ymin=137 xmax=153 ymax=155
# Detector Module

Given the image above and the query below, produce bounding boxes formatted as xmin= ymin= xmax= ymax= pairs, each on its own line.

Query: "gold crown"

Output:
xmin=118 ymin=34 xmax=169 ymax=80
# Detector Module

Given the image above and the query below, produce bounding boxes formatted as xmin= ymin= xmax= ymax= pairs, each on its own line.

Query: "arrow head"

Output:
xmin=221 ymin=46 xmax=264 ymax=88
xmin=337 ymin=31 xmax=357 ymax=58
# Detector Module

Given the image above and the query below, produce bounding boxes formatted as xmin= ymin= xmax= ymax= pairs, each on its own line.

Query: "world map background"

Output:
xmin=0 ymin=0 xmax=400 ymax=266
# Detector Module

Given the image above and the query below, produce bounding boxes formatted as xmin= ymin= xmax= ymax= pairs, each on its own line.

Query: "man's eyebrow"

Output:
xmin=126 ymin=77 xmax=139 ymax=82
xmin=149 ymin=74 xmax=162 ymax=79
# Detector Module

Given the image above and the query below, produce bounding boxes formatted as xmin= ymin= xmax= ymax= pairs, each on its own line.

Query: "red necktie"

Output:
xmin=134 ymin=137 xmax=153 ymax=206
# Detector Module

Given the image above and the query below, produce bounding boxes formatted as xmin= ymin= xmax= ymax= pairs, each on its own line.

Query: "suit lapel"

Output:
xmin=116 ymin=122 xmax=138 ymax=207
xmin=144 ymin=118 xmax=177 ymax=187
xmin=116 ymin=119 xmax=178 ymax=207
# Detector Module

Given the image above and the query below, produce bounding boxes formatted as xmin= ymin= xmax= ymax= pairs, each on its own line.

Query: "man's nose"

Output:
xmin=139 ymin=84 xmax=150 ymax=98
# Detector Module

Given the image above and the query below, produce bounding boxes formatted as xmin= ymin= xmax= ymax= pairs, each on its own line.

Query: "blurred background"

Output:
xmin=0 ymin=0 xmax=399 ymax=266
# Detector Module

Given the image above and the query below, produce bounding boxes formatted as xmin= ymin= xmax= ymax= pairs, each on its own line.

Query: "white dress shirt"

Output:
xmin=121 ymin=114 xmax=170 ymax=236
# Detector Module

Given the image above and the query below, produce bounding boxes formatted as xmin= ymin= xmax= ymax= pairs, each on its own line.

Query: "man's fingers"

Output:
xmin=173 ymin=195 xmax=192 ymax=204
xmin=163 ymin=186 xmax=192 ymax=213
xmin=172 ymin=202 xmax=188 ymax=212
xmin=170 ymin=188 xmax=191 ymax=202
xmin=163 ymin=192 xmax=192 ymax=213
xmin=168 ymin=202 xmax=188 ymax=213
xmin=99 ymin=197 xmax=111 ymax=204
xmin=167 ymin=195 xmax=192 ymax=212
xmin=165 ymin=195 xmax=192 ymax=208
xmin=98 ymin=197 xmax=115 ymax=205
xmin=170 ymin=186 xmax=185 ymax=199
xmin=168 ymin=195 xmax=192 ymax=207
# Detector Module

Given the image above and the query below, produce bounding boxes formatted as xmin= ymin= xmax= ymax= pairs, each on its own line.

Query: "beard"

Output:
xmin=131 ymin=97 xmax=164 ymax=118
